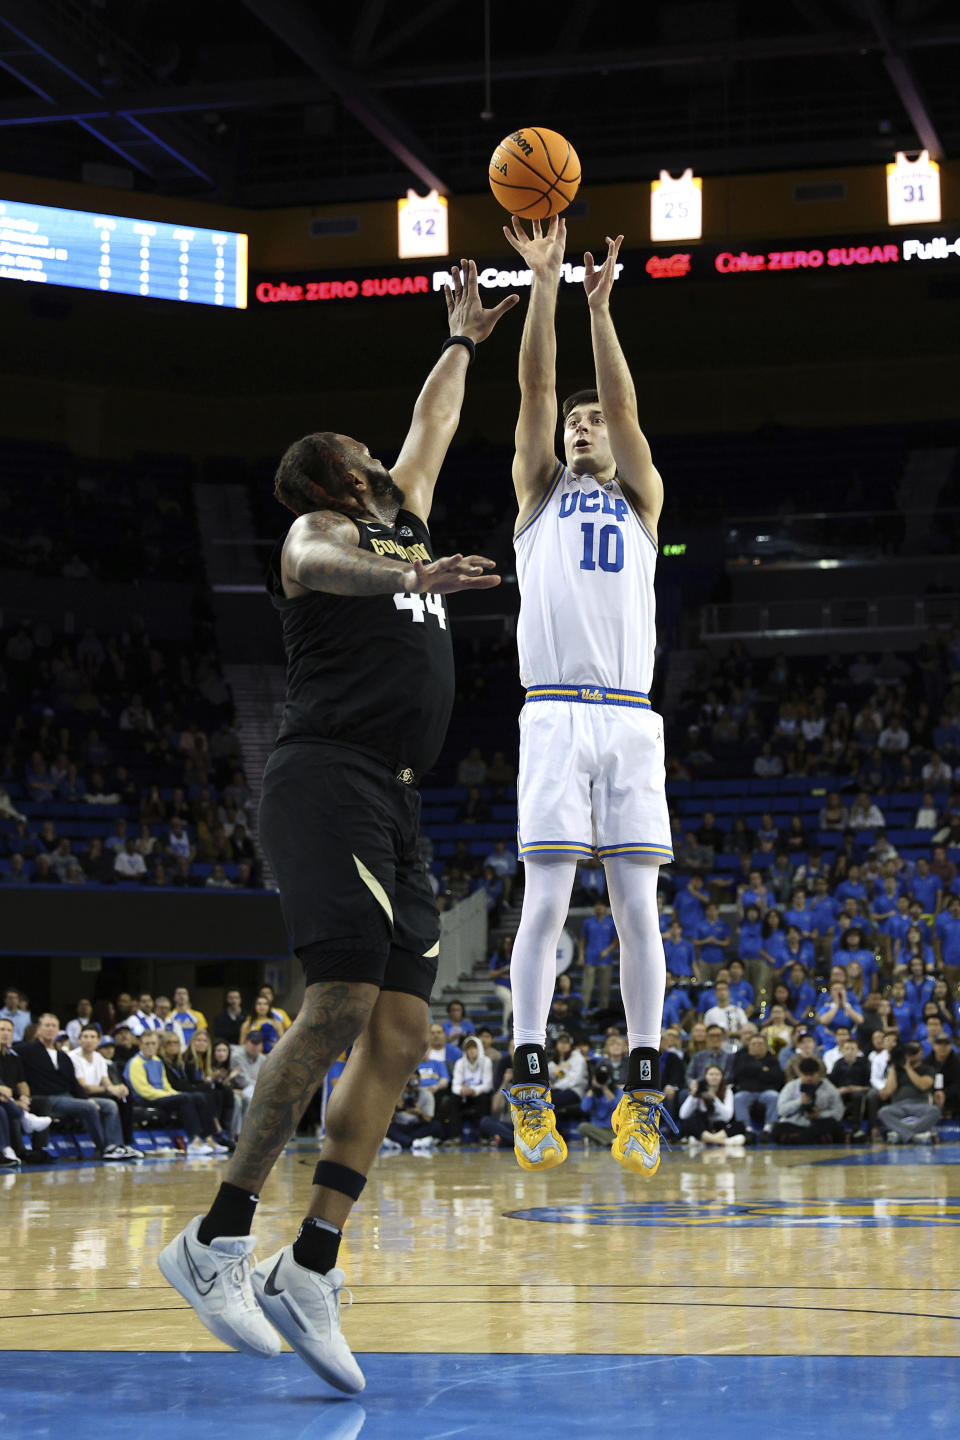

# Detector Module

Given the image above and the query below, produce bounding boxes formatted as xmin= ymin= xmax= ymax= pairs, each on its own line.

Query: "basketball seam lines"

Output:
xmin=497 ymin=143 xmax=578 ymax=211
xmin=529 ymin=128 xmax=575 ymax=184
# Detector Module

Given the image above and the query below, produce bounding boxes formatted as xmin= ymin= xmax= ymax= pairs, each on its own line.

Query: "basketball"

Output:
xmin=488 ymin=127 xmax=581 ymax=218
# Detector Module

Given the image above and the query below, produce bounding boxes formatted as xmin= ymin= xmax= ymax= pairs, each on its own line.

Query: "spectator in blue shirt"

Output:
xmin=888 ymin=980 xmax=915 ymax=1039
xmin=817 ymin=980 xmax=864 ymax=1035
xmin=663 ymin=920 xmax=696 ymax=979
xmin=574 ymin=857 xmax=608 ymax=905
xmin=752 ymin=909 xmax=788 ymax=994
xmin=785 ymin=960 xmax=816 ymax=1021
xmin=579 ymin=902 xmax=619 ymax=1013
xmin=674 ymin=874 xmax=709 ymax=934
xmin=779 ymin=924 xmax=815 ymax=977
xmin=737 ymin=903 xmax=764 ymax=964
xmin=931 ymin=977 xmax=960 ymax=1032
xmin=934 ymin=894 xmax=960 ymax=979
xmin=694 ymin=902 xmax=731 ymax=982
xmin=894 ymin=924 xmax=935 ymax=975
xmin=834 ymin=864 xmax=869 ymax=908
xmin=726 ymin=957 xmax=755 ymax=1016
xmin=784 ymin=888 xmax=815 ymax=940
xmin=910 ymin=857 xmax=942 ymax=916
xmin=904 ymin=957 xmax=937 ymax=1021
xmin=488 ymin=934 xmax=513 ymax=1033
xmin=906 ymin=899 xmax=932 ymax=944
xmin=661 ymin=973 xmax=692 ymax=1031
xmin=426 ymin=1022 xmax=461 ymax=1085
xmin=836 ymin=930 xmax=879 ymax=991
xmin=738 ymin=869 xmax=775 ymax=917
xmin=0 ymin=987 xmax=29 ymax=1043
xmin=808 ymin=877 xmax=838 ymax=940
xmin=871 ymin=877 xmax=901 ymax=935
xmin=914 ymin=1006 xmax=952 ymax=1057
xmin=442 ymin=999 xmax=476 ymax=1044
xmin=482 ymin=840 xmax=517 ymax=902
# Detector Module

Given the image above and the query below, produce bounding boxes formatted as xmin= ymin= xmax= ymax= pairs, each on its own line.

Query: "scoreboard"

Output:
xmin=0 ymin=198 xmax=247 ymax=308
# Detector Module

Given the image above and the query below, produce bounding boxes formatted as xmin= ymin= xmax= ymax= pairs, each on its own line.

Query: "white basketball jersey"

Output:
xmin=514 ymin=462 xmax=658 ymax=692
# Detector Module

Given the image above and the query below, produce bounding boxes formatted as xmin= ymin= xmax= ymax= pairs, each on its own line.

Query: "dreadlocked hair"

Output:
xmin=273 ymin=433 xmax=354 ymax=516
xmin=561 ymin=388 xmax=599 ymax=421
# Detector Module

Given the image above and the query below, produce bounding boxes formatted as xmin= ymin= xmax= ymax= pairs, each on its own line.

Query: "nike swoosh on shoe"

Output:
xmin=183 ymin=1239 xmax=218 ymax=1295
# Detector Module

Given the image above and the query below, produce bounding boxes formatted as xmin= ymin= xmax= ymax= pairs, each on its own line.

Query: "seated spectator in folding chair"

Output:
xmin=239 ymin=995 xmax=283 ymax=1053
xmin=384 ymin=1072 xmax=443 ymax=1151
xmin=774 ymin=1057 xmax=845 ymax=1145
xmin=877 ymin=1040 xmax=939 ymax=1145
xmin=69 ymin=1023 xmax=139 ymax=1155
xmin=124 ymin=1030 xmax=218 ymax=1156
xmin=212 ymin=1039 xmax=249 ymax=1139
xmin=440 ymin=1034 xmax=493 ymax=1141
xmin=931 ymin=1035 xmax=960 ymax=1119
xmin=18 ymin=1012 xmax=129 ymax=1159
xmin=577 ymin=1062 xmax=619 ymax=1146
xmin=65 ymin=999 xmax=97 ymax=1048
xmin=160 ymin=1033 xmax=230 ymax=1153
xmin=183 ymin=1029 xmax=235 ymax=1148
xmin=731 ymin=1033 xmax=784 ymax=1139
xmin=0 ymin=1014 xmax=52 ymax=1163
xmin=829 ymin=1036 xmax=874 ymax=1138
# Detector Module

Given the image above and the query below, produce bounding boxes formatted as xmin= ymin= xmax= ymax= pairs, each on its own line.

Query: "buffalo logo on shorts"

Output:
xmin=398 ymin=526 xmax=414 ymax=537
xmin=396 ymin=767 xmax=415 ymax=785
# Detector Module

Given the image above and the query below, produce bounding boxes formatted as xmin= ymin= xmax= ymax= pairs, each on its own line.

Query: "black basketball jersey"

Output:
xmin=266 ymin=509 xmax=454 ymax=781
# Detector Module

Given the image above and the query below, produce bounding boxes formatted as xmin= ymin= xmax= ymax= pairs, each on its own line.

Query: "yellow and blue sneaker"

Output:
xmin=502 ymin=1084 xmax=567 ymax=1171
xmin=611 ymin=1089 xmax=678 ymax=1179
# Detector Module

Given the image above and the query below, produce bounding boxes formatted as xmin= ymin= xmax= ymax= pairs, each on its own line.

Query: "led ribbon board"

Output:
xmin=0 ymin=197 xmax=248 ymax=307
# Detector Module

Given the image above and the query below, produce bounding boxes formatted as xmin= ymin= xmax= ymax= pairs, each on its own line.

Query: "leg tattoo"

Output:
xmin=226 ymin=981 xmax=376 ymax=1193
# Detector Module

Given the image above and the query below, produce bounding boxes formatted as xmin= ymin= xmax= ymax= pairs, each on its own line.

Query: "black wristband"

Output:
xmin=441 ymin=334 xmax=476 ymax=364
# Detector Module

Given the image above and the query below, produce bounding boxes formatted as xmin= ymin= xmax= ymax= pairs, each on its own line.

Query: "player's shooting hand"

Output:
xmin=410 ymin=554 xmax=502 ymax=595
xmin=583 ymin=233 xmax=624 ymax=309
xmin=445 ymin=258 xmax=519 ymax=342
xmin=502 ymin=214 xmax=566 ymax=277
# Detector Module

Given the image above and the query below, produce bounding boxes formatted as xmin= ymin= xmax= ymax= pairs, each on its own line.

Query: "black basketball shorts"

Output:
xmin=258 ymin=741 xmax=440 ymax=1002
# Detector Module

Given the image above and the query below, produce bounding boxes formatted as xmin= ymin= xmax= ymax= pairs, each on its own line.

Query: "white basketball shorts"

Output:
xmin=516 ymin=685 xmax=673 ymax=865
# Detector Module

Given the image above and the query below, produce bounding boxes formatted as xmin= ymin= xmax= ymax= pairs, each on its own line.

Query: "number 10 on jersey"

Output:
xmin=580 ymin=522 xmax=624 ymax=573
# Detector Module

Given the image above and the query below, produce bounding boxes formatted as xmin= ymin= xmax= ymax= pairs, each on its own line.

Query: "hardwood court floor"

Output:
xmin=2 ymin=1142 xmax=959 ymax=1361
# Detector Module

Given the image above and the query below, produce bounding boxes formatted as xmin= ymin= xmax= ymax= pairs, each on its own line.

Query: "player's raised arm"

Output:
xmin=282 ymin=510 xmax=500 ymax=598
xmin=583 ymin=233 xmax=664 ymax=534
xmin=503 ymin=215 xmax=566 ymax=525
xmin=391 ymin=259 xmax=518 ymax=525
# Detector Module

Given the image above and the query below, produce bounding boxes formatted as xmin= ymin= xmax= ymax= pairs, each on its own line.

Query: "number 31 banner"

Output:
xmin=886 ymin=151 xmax=941 ymax=226
xmin=398 ymin=189 xmax=449 ymax=259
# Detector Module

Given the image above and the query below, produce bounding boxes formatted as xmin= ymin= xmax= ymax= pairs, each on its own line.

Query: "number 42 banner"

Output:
xmin=398 ymin=189 xmax=449 ymax=259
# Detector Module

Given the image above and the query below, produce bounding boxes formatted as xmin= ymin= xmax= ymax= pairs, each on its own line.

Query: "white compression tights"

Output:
xmin=510 ymin=855 xmax=666 ymax=1053
xmin=510 ymin=857 xmax=579 ymax=1047
xmin=604 ymin=857 xmax=666 ymax=1053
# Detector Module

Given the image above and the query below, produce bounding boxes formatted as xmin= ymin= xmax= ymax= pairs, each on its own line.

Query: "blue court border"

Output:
xmin=0 ymin=1353 xmax=957 ymax=1439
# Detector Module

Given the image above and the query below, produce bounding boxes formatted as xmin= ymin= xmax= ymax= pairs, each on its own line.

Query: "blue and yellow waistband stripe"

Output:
xmin=513 ymin=460 xmax=565 ymax=542
xmin=596 ymin=843 xmax=675 ymax=861
xmin=517 ymin=839 xmax=597 ymax=858
xmin=525 ymin=684 xmax=651 ymax=709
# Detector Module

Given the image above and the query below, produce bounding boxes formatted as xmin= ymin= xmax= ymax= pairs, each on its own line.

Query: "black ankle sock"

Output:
xmin=293 ymin=1216 xmax=342 ymax=1275
xmin=512 ymin=1044 xmax=548 ymax=1088
xmin=197 ymin=1182 xmax=259 ymax=1245
xmin=625 ymin=1047 xmax=661 ymax=1092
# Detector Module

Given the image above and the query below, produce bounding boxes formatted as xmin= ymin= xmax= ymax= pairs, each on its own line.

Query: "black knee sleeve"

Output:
xmin=312 ymin=1159 xmax=367 ymax=1201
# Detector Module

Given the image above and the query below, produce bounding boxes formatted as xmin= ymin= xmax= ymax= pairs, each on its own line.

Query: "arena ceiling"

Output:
xmin=0 ymin=0 xmax=957 ymax=206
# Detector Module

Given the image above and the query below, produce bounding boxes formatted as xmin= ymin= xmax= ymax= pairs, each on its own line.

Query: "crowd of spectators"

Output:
xmin=669 ymin=637 xmax=960 ymax=785
xmin=0 ymin=982 xmax=289 ymax=1166
xmin=0 ymin=617 xmax=264 ymax=889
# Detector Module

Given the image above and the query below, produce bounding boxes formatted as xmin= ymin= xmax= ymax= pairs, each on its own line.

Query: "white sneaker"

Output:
xmin=252 ymin=1246 xmax=365 ymax=1393
xmin=886 ymin=1131 xmax=900 ymax=1145
xmin=101 ymin=1144 xmax=127 ymax=1160
xmin=378 ymin=1138 xmax=402 ymax=1156
xmin=410 ymin=1136 xmax=437 ymax=1154
xmin=123 ymin=1145 xmax=145 ymax=1159
xmin=157 ymin=1214 xmax=281 ymax=1358
xmin=187 ymin=1138 xmax=214 ymax=1156
xmin=208 ymin=1140 xmax=231 ymax=1155
xmin=2 ymin=1146 xmax=20 ymax=1164
xmin=725 ymin=1134 xmax=747 ymax=1148
xmin=20 ymin=1112 xmax=52 ymax=1135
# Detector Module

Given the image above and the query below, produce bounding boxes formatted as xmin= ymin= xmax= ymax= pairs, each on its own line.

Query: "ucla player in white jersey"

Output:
xmin=500 ymin=213 xmax=675 ymax=1177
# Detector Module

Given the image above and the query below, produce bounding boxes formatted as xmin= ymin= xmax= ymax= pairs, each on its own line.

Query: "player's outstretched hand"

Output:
xmin=583 ymin=233 xmax=624 ymax=309
xmin=411 ymin=554 xmax=501 ymax=595
xmin=502 ymin=214 xmax=566 ymax=277
xmin=445 ymin=259 xmax=519 ymax=343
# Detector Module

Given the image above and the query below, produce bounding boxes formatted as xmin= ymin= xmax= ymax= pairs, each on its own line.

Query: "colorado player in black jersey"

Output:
xmin=159 ymin=261 xmax=518 ymax=1388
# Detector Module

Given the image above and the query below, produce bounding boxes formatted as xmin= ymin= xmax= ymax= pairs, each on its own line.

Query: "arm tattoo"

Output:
xmin=285 ymin=510 xmax=414 ymax=597
xmin=226 ymin=982 xmax=375 ymax=1192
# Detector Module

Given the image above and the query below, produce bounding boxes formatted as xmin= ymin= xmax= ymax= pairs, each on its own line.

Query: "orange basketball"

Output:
xmin=488 ymin=127 xmax=581 ymax=219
